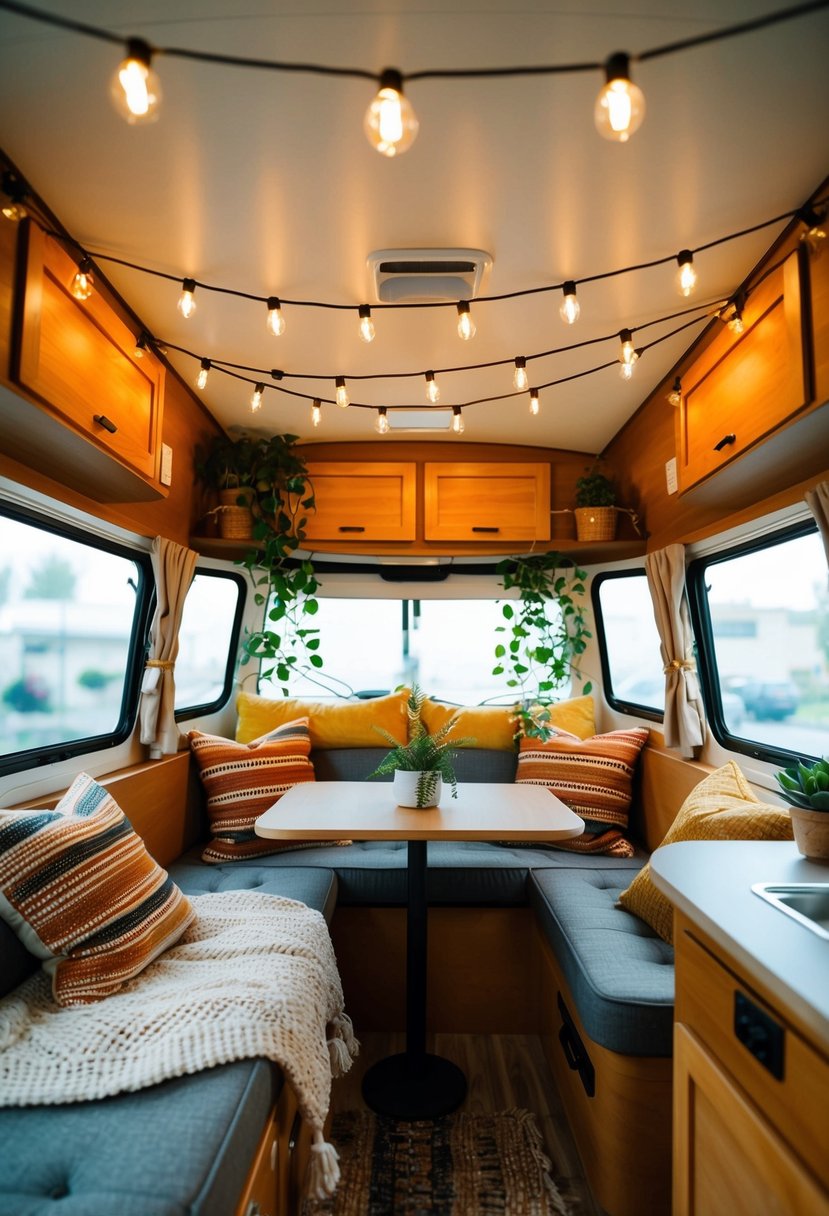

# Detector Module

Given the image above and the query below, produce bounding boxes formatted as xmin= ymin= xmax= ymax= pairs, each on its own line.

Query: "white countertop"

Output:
xmin=650 ymin=840 xmax=829 ymax=1054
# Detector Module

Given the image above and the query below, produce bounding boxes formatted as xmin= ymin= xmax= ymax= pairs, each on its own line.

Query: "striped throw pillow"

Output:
xmin=0 ymin=774 xmax=194 ymax=1006
xmin=515 ymin=726 xmax=649 ymax=855
xmin=190 ymin=717 xmax=349 ymax=863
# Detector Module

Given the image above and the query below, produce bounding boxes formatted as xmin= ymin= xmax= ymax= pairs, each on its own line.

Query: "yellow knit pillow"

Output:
xmin=420 ymin=695 xmax=596 ymax=750
xmin=618 ymin=761 xmax=793 ymax=944
xmin=236 ymin=689 xmax=409 ymax=748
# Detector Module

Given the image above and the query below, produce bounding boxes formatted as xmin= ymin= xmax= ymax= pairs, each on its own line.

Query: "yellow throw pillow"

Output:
xmin=236 ymin=689 xmax=409 ymax=749
xmin=618 ymin=761 xmax=793 ymax=944
xmin=420 ymin=695 xmax=596 ymax=750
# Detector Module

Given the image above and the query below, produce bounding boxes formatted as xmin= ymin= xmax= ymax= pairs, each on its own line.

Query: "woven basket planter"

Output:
xmin=217 ymin=488 xmax=254 ymax=540
xmin=574 ymin=506 xmax=617 ymax=542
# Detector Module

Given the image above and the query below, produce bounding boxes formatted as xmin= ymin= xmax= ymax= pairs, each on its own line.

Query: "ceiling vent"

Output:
xmin=368 ymin=248 xmax=493 ymax=303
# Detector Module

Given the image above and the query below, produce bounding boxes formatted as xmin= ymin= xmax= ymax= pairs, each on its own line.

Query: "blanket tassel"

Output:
xmin=330 ymin=1011 xmax=359 ymax=1056
xmin=328 ymin=1034 xmax=353 ymax=1077
xmin=308 ymin=1131 xmax=340 ymax=1199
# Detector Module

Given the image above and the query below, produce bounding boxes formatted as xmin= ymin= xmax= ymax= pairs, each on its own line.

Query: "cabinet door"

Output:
xmin=12 ymin=223 xmax=164 ymax=483
xmin=678 ymin=250 xmax=809 ymax=493
xmin=424 ymin=462 xmax=550 ymax=541
xmin=234 ymin=1108 xmax=278 ymax=1216
xmin=302 ymin=462 xmax=416 ymax=541
xmin=673 ymin=1024 xmax=829 ymax=1216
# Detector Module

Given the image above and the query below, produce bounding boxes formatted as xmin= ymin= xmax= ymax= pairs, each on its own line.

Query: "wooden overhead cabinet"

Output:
xmin=303 ymin=461 xmax=417 ymax=541
xmin=424 ymin=462 xmax=551 ymax=542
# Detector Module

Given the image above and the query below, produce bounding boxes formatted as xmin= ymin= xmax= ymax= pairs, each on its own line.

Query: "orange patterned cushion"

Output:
xmin=515 ymin=726 xmax=649 ymax=855
xmin=190 ymin=717 xmax=349 ymax=862
xmin=0 ymin=774 xmax=194 ymax=1006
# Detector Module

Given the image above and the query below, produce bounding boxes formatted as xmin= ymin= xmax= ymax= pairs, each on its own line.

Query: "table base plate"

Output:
xmin=361 ymin=1052 xmax=467 ymax=1119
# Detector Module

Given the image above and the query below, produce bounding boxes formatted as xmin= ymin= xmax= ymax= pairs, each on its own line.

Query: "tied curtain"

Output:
xmin=806 ymin=479 xmax=829 ymax=573
xmin=645 ymin=543 xmax=706 ymax=758
xmin=139 ymin=536 xmax=197 ymax=759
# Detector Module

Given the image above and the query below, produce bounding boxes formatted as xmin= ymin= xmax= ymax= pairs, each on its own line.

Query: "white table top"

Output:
xmin=255 ymin=780 xmax=584 ymax=842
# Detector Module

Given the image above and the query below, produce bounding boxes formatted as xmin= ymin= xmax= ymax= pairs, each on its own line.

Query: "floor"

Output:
xmin=331 ymin=1030 xmax=605 ymax=1216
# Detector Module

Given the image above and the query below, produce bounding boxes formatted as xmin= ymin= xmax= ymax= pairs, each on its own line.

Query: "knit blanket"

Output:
xmin=0 ymin=890 xmax=358 ymax=1198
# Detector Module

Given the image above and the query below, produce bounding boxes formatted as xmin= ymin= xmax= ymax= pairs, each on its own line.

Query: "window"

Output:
xmin=0 ymin=506 xmax=150 ymax=772
xmin=175 ymin=570 xmax=245 ymax=717
xmin=689 ymin=523 xmax=828 ymax=761
xmin=593 ymin=571 xmax=666 ymax=714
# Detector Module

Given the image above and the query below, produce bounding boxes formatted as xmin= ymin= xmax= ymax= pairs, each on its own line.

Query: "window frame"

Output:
xmin=0 ymin=502 xmax=153 ymax=775
xmin=174 ymin=567 xmax=246 ymax=721
xmin=591 ymin=568 xmax=665 ymax=722
xmin=687 ymin=518 xmax=820 ymax=764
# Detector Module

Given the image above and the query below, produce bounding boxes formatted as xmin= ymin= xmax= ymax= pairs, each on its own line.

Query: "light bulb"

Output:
xmin=595 ymin=53 xmax=645 ymax=143
xmin=335 ymin=376 xmax=349 ymax=408
xmin=451 ymin=406 xmax=465 ymax=435
xmin=457 ymin=301 xmax=475 ymax=341
xmin=529 ymin=389 xmax=540 ymax=416
xmin=560 ymin=280 xmax=580 ymax=324
xmin=251 ymin=382 xmax=264 ymax=412
xmin=177 ymin=278 xmax=197 ymax=318
xmin=728 ymin=308 xmax=745 ymax=336
xmin=70 ymin=258 xmax=94 ymax=301
xmin=619 ymin=328 xmax=638 ymax=379
xmin=111 ymin=38 xmax=162 ymax=125
xmin=266 ymin=297 xmax=285 ymax=337
xmin=798 ymin=205 xmax=827 ymax=255
xmin=359 ymin=304 xmax=376 ymax=343
xmin=134 ymin=332 xmax=148 ymax=359
xmin=513 ymin=357 xmax=529 ymax=391
xmin=196 ymin=358 xmax=211 ymax=390
xmin=375 ymin=407 xmax=390 ymax=434
xmin=667 ymin=377 xmax=682 ymax=407
xmin=364 ymin=68 xmax=419 ymax=157
xmin=425 ymin=371 xmax=440 ymax=403
xmin=311 ymin=399 xmax=322 ymax=428
xmin=1 ymin=174 xmax=27 ymax=222
xmin=676 ymin=250 xmax=697 ymax=297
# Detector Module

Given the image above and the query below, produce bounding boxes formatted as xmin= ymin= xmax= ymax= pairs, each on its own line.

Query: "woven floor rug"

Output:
xmin=302 ymin=1108 xmax=572 ymax=1216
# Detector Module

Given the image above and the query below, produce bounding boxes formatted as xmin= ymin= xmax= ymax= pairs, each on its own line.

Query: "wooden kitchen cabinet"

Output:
xmin=423 ymin=461 xmax=550 ymax=542
xmin=302 ymin=461 xmax=416 ymax=541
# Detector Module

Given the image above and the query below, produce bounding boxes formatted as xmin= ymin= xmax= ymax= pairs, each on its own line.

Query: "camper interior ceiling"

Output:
xmin=0 ymin=3 xmax=828 ymax=1215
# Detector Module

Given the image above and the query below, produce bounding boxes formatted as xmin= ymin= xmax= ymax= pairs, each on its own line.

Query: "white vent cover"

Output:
xmin=368 ymin=248 xmax=493 ymax=303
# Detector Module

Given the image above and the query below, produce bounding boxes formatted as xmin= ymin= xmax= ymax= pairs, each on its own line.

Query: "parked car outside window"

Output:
xmin=736 ymin=680 xmax=800 ymax=721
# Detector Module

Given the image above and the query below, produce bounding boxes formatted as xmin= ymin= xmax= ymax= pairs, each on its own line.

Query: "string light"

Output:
xmin=250 ymin=381 xmax=265 ymax=411
xmin=364 ymin=69 xmax=419 ymax=157
xmin=728 ymin=301 xmax=745 ymax=335
xmin=456 ymin=300 xmax=476 ymax=341
xmin=676 ymin=250 xmax=697 ymax=297
xmin=311 ymin=398 xmax=322 ymax=427
xmin=619 ymin=327 xmax=639 ymax=379
xmin=177 ymin=278 xmax=197 ymax=318
xmin=594 ymin=53 xmax=645 ymax=143
xmin=374 ymin=407 xmax=390 ymax=434
xmin=560 ymin=281 xmax=580 ymax=325
xmin=1 ymin=172 xmax=27 ymax=221
xmin=529 ymin=388 xmax=540 ymax=416
xmin=266 ymin=296 xmax=286 ymax=336
xmin=358 ymin=304 xmax=376 ymax=343
xmin=335 ymin=376 xmax=349 ymax=408
xmin=667 ymin=377 xmax=682 ymax=407
xmin=425 ymin=370 xmax=440 ymax=403
xmin=111 ymin=38 xmax=161 ymax=125
xmin=134 ymin=331 xmax=149 ymax=358
xmin=798 ymin=205 xmax=827 ymax=254
xmin=70 ymin=257 xmax=94 ymax=301
xmin=196 ymin=357 xmax=211 ymax=390
xmin=513 ymin=357 xmax=529 ymax=391
xmin=451 ymin=406 xmax=465 ymax=434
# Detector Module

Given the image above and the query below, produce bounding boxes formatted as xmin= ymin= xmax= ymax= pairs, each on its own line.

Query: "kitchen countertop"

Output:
xmin=650 ymin=840 xmax=829 ymax=1054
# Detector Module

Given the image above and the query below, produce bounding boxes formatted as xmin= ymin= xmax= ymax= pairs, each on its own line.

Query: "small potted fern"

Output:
xmin=368 ymin=686 xmax=473 ymax=808
xmin=775 ymin=757 xmax=829 ymax=859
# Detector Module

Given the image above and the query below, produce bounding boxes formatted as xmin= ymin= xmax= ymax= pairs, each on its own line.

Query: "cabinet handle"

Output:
xmin=93 ymin=414 xmax=118 ymax=434
xmin=472 ymin=526 xmax=500 ymax=533
xmin=713 ymin=433 xmax=736 ymax=452
xmin=338 ymin=525 xmax=365 ymax=533
xmin=288 ymin=1111 xmax=302 ymax=1152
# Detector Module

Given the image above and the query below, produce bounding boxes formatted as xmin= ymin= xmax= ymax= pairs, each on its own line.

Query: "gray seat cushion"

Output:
xmin=0 ymin=1058 xmax=280 ymax=1216
xmin=312 ymin=746 xmax=517 ymax=784
xmin=169 ymin=862 xmax=338 ymax=923
xmin=528 ymin=868 xmax=675 ymax=1056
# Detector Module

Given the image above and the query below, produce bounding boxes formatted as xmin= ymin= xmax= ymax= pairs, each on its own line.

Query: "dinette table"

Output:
xmin=256 ymin=780 xmax=583 ymax=1118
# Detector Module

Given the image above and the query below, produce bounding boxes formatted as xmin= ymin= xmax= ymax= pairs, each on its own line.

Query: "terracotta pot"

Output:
xmin=393 ymin=770 xmax=442 ymax=809
xmin=574 ymin=506 xmax=617 ymax=542
xmin=789 ymin=806 xmax=829 ymax=861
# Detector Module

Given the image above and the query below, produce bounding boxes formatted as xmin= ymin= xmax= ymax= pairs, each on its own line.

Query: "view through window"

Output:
xmin=595 ymin=573 xmax=665 ymax=711
xmin=175 ymin=571 xmax=243 ymax=714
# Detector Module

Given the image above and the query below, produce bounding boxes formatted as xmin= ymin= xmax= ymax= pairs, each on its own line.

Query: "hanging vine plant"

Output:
xmin=493 ymin=552 xmax=593 ymax=740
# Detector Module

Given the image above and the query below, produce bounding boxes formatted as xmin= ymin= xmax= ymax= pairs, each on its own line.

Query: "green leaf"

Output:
xmin=494 ymin=644 xmax=506 ymax=658
xmin=309 ymin=654 xmax=324 ymax=668
xmin=502 ymin=603 xmax=514 ymax=619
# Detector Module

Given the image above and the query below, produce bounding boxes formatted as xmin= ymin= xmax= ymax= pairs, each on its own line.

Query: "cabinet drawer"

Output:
xmin=303 ymin=461 xmax=416 ymax=541
xmin=678 ymin=250 xmax=809 ymax=493
xmin=424 ymin=462 xmax=550 ymax=541
xmin=675 ymin=922 xmax=829 ymax=1186
xmin=234 ymin=1107 xmax=278 ymax=1216
xmin=12 ymin=224 xmax=164 ymax=482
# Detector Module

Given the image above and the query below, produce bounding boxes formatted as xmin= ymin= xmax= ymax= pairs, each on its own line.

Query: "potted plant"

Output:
xmin=194 ymin=433 xmax=259 ymax=539
xmin=574 ymin=464 xmax=617 ymax=541
xmin=775 ymin=757 xmax=829 ymax=860
xmin=368 ymin=686 xmax=473 ymax=808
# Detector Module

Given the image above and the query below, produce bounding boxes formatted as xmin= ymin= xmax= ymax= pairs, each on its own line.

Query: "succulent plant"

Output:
xmin=775 ymin=758 xmax=829 ymax=812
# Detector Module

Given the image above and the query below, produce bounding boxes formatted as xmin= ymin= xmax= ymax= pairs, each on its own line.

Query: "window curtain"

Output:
xmin=644 ymin=543 xmax=706 ymax=758
xmin=139 ymin=536 xmax=198 ymax=759
xmin=805 ymin=479 xmax=829 ymax=571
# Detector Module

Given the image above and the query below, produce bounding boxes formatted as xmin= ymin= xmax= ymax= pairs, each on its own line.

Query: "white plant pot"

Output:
xmin=393 ymin=770 xmax=442 ymax=809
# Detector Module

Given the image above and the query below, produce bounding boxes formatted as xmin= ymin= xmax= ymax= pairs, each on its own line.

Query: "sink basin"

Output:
xmin=752 ymin=884 xmax=829 ymax=940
